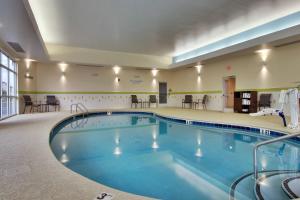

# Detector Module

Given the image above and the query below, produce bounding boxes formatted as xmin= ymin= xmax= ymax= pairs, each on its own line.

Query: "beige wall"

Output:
xmin=18 ymin=42 xmax=300 ymax=111
xmin=33 ymin=63 xmax=169 ymax=92
xmin=169 ymin=42 xmax=300 ymax=92
xmin=18 ymin=62 xmax=37 ymax=92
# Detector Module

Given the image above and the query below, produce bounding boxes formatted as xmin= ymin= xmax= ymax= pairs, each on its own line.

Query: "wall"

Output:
xmin=19 ymin=62 xmax=170 ymax=111
xmin=168 ymin=42 xmax=300 ymax=113
xmin=18 ymin=42 xmax=300 ymax=113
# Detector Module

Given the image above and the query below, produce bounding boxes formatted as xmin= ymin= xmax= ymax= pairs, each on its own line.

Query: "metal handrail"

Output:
xmin=70 ymin=103 xmax=89 ymax=115
xmin=253 ymin=132 xmax=300 ymax=180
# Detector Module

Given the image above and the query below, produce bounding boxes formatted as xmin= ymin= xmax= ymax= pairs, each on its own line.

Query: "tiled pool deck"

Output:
xmin=0 ymin=108 xmax=298 ymax=200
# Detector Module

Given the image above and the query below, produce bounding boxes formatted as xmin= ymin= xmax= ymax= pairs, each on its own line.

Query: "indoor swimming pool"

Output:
xmin=50 ymin=113 xmax=300 ymax=200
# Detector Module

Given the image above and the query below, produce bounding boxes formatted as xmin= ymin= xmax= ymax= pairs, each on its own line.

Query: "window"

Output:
xmin=0 ymin=51 xmax=18 ymax=120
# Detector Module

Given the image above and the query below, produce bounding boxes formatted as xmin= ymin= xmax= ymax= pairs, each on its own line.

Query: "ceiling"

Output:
xmin=27 ymin=0 xmax=300 ymax=57
xmin=1 ymin=0 xmax=300 ymax=68
xmin=0 ymin=0 xmax=48 ymax=61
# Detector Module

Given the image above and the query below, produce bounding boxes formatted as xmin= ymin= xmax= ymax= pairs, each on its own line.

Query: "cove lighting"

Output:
xmin=173 ymin=11 xmax=300 ymax=63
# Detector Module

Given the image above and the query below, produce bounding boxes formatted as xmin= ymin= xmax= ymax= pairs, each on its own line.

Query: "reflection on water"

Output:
xmin=50 ymin=114 xmax=300 ymax=200
xmin=159 ymin=121 xmax=168 ymax=135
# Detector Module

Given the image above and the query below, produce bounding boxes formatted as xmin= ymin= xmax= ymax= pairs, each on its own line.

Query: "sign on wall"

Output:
xmin=129 ymin=75 xmax=143 ymax=85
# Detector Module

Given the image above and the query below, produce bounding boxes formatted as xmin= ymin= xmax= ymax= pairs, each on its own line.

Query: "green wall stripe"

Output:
xmin=235 ymin=87 xmax=296 ymax=92
xmin=18 ymin=90 xmax=158 ymax=95
xmin=170 ymin=90 xmax=222 ymax=94
xmin=19 ymin=87 xmax=297 ymax=95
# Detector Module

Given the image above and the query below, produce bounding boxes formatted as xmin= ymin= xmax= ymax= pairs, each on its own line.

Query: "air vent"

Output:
xmin=274 ymin=39 xmax=300 ymax=48
xmin=7 ymin=42 xmax=25 ymax=53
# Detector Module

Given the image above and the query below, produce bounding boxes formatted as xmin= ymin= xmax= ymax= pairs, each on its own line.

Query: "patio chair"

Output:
xmin=46 ymin=95 xmax=60 ymax=112
xmin=131 ymin=95 xmax=142 ymax=108
xmin=23 ymin=95 xmax=41 ymax=113
xmin=149 ymin=95 xmax=158 ymax=108
xmin=193 ymin=95 xmax=208 ymax=110
xmin=182 ymin=95 xmax=193 ymax=108
xmin=202 ymin=95 xmax=208 ymax=110
xmin=258 ymin=94 xmax=272 ymax=110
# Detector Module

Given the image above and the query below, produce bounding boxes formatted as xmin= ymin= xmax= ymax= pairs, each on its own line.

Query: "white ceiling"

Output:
xmin=27 ymin=0 xmax=300 ymax=58
xmin=0 ymin=0 xmax=299 ymax=67
xmin=0 ymin=0 xmax=47 ymax=60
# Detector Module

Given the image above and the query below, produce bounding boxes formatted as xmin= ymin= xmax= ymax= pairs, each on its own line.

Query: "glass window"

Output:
xmin=9 ymin=97 xmax=16 ymax=116
xmin=1 ymin=53 xmax=8 ymax=67
xmin=0 ymin=51 xmax=18 ymax=120
xmin=1 ymin=67 xmax=8 ymax=96
xmin=9 ymin=71 xmax=16 ymax=96
xmin=9 ymin=59 xmax=15 ymax=71
xmin=1 ymin=97 xmax=8 ymax=118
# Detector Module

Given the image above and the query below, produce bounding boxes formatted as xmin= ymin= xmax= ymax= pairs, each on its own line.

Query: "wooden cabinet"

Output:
xmin=234 ymin=91 xmax=257 ymax=113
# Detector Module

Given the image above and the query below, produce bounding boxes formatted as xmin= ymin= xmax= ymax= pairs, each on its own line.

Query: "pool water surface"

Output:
xmin=50 ymin=113 xmax=300 ymax=200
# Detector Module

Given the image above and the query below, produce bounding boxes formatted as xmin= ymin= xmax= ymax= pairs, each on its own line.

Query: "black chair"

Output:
xmin=149 ymin=95 xmax=158 ymax=108
xmin=131 ymin=95 xmax=142 ymax=108
xmin=202 ymin=95 xmax=208 ymax=110
xmin=46 ymin=95 xmax=60 ymax=112
xmin=258 ymin=94 xmax=272 ymax=110
xmin=182 ymin=95 xmax=193 ymax=108
xmin=23 ymin=95 xmax=41 ymax=113
xmin=193 ymin=95 xmax=208 ymax=110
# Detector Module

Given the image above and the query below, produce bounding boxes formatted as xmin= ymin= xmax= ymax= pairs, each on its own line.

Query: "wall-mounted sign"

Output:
xmin=130 ymin=75 xmax=143 ymax=85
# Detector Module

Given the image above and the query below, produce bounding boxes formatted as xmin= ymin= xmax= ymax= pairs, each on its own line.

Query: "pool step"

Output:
xmin=254 ymin=171 xmax=300 ymax=200
xmin=281 ymin=176 xmax=300 ymax=199
xmin=230 ymin=171 xmax=300 ymax=200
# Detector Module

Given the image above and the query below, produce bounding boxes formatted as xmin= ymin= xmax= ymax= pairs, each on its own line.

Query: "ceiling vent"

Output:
xmin=7 ymin=42 xmax=25 ymax=53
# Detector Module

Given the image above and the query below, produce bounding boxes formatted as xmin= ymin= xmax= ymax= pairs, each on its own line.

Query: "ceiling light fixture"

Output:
xmin=195 ymin=64 xmax=202 ymax=74
xmin=59 ymin=62 xmax=68 ymax=72
xmin=151 ymin=68 xmax=159 ymax=77
xmin=255 ymin=49 xmax=271 ymax=62
xmin=113 ymin=65 xmax=121 ymax=75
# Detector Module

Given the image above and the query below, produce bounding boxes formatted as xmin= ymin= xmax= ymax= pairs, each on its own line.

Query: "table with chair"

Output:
xmin=22 ymin=95 xmax=60 ymax=113
xmin=182 ymin=95 xmax=208 ymax=110
xmin=131 ymin=95 xmax=158 ymax=108
xmin=193 ymin=95 xmax=208 ymax=110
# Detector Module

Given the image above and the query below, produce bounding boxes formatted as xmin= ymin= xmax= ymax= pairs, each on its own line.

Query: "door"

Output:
xmin=159 ymin=82 xmax=167 ymax=104
xmin=223 ymin=77 xmax=235 ymax=110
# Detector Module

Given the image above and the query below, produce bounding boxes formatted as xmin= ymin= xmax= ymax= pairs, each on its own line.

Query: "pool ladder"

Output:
xmin=70 ymin=103 xmax=89 ymax=117
xmin=253 ymin=131 xmax=300 ymax=180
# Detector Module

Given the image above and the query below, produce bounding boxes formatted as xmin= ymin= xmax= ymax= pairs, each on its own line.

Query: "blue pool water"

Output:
xmin=50 ymin=113 xmax=300 ymax=200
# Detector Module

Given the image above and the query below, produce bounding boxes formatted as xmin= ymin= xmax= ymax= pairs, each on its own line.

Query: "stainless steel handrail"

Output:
xmin=70 ymin=103 xmax=89 ymax=115
xmin=253 ymin=132 xmax=300 ymax=180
